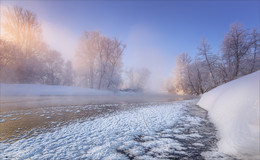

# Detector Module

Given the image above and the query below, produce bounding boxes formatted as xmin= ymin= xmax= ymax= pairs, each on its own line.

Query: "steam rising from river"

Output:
xmin=41 ymin=22 xmax=171 ymax=92
xmin=124 ymin=24 xmax=171 ymax=92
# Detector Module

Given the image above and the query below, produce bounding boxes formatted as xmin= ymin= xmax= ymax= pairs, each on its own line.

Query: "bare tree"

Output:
xmin=0 ymin=39 xmax=19 ymax=83
xmin=106 ymin=38 xmax=125 ymax=89
xmin=0 ymin=39 xmax=17 ymax=71
xmin=96 ymin=36 xmax=107 ymax=89
xmin=197 ymin=37 xmax=218 ymax=86
xmin=249 ymin=29 xmax=260 ymax=73
xmin=1 ymin=6 xmax=47 ymax=83
xmin=41 ymin=50 xmax=64 ymax=85
xmin=171 ymin=53 xmax=192 ymax=94
xmin=169 ymin=23 xmax=260 ymax=95
xmin=62 ymin=61 xmax=74 ymax=86
xmin=124 ymin=67 xmax=150 ymax=92
xmin=221 ymin=23 xmax=253 ymax=80
xmin=75 ymin=31 xmax=125 ymax=90
xmin=1 ymin=6 xmax=44 ymax=58
xmin=96 ymin=37 xmax=125 ymax=90
xmin=75 ymin=31 xmax=99 ymax=88
xmin=170 ymin=53 xmax=211 ymax=95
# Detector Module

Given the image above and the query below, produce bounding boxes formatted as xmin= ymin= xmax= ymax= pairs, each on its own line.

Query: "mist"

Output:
xmin=41 ymin=21 xmax=171 ymax=92
xmin=41 ymin=21 xmax=78 ymax=61
xmin=121 ymin=24 xmax=172 ymax=92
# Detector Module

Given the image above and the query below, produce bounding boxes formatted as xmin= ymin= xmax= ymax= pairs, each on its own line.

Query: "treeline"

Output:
xmin=0 ymin=6 xmax=150 ymax=91
xmin=167 ymin=23 xmax=260 ymax=95
xmin=0 ymin=6 xmax=70 ymax=85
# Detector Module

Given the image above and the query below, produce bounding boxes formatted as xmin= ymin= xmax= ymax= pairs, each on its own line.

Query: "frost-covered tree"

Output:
xmin=197 ymin=37 xmax=218 ymax=86
xmin=0 ymin=39 xmax=19 ymax=83
xmin=41 ymin=50 xmax=64 ymax=85
xmin=62 ymin=61 xmax=74 ymax=86
xmin=75 ymin=31 xmax=98 ymax=88
xmin=168 ymin=23 xmax=260 ymax=95
xmin=187 ymin=61 xmax=212 ymax=94
xmin=170 ymin=52 xmax=215 ymax=95
xmin=75 ymin=31 xmax=125 ymax=90
xmin=221 ymin=23 xmax=254 ymax=81
xmin=248 ymin=29 xmax=260 ymax=73
xmin=1 ymin=6 xmax=46 ymax=83
xmin=107 ymin=45 xmax=125 ymax=89
xmin=1 ymin=5 xmax=45 ymax=58
xmin=171 ymin=53 xmax=191 ymax=94
xmin=124 ymin=67 xmax=150 ymax=92
xmin=0 ymin=39 xmax=17 ymax=70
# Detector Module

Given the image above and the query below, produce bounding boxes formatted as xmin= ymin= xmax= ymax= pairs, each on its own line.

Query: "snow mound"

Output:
xmin=0 ymin=84 xmax=113 ymax=96
xmin=197 ymin=70 xmax=260 ymax=159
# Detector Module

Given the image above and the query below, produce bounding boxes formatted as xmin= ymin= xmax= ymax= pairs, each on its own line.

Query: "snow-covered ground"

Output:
xmin=0 ymin=99 xmax=235 ymax=159
xmin=2 ymin=76 xmax=258 ymax=159
xmin=0 ymin=100 xmax=186 ymax=159
xmin=197 ymin=70 xmax=260 ymax=159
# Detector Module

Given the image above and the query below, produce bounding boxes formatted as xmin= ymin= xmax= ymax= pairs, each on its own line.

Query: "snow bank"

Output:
xmin=0 ymin=84 xmax=113 ymax=96
xmin=197 ymin=71 xmax=260 ymax=159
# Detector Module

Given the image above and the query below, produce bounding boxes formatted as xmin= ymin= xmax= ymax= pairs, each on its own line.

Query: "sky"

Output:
xmin=1 ymin=0 xmax=259 ymax=91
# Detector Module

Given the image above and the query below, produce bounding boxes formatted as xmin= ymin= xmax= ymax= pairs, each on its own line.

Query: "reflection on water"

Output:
xmin=0 ymin=94 xmax=196 ymax=143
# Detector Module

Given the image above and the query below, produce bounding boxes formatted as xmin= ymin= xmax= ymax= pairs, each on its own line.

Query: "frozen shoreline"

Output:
xmin=0 ymin=99 xmax=237 ymax=159
xmin=0 ymin=100 xmax=187 ymax=159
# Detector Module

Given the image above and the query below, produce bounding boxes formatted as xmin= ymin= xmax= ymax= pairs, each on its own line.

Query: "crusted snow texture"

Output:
xmin=0 ymin=101 xmax=186 ymax=159
xmin=197 ymin=70 xmax=260 ymax=159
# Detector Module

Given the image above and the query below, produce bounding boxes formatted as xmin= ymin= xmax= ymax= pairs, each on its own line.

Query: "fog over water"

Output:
xmin=0 ymin=94 xmax=195 ymax=142
xmin=1 ymin=94 xmax=195 ymax=112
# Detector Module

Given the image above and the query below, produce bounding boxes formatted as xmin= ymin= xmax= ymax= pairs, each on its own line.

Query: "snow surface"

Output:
xmin=0 ymin=83 xmax=113 ymax=96
xmin=197 ymin=70 xmax=260 ymax=159
xmin=0 ymin=101 xmax=189 ymax=159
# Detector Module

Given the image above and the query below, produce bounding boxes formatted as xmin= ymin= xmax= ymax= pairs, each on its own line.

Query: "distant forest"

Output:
xmin=166 ymin=23 xmax=260 ymax=95
xmin=0 ymin=6 xmax=150 ymax=92
xmin=1 ymin=6 xmax=259 ymax=94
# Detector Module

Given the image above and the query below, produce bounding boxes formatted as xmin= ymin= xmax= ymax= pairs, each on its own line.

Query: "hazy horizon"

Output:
xmin=1 ymin=0 xmax=259 ymax=91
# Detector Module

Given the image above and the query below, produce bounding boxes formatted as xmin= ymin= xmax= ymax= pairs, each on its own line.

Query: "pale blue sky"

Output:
xmin=1 ymin=0 xmax=259 ymax=89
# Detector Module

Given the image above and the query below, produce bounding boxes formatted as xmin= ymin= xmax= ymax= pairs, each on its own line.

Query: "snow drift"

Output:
xmin=197 ymin=70 xmax=260 ymax=159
